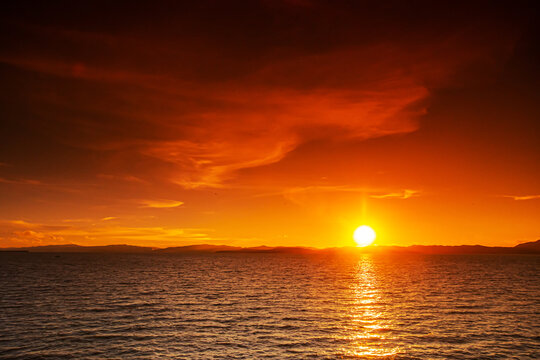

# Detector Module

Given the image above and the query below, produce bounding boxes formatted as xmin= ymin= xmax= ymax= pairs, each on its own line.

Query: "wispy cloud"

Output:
xmin=138 ymin=199 xmax=184 ymax=208
xmin=501 ymin=194 xmax=540 ymax=201
xmin=0 ymin=177 xmax=42 ymax=185
xmin=370 ymin=189 xmax=420 ymax=199
xmin=275 ymin=185 xmax=420 ymax=198
xmin=0 ymin=220 xmax=69 ymax=246
xmin=268 ymin=185 xmax=421 ymax=211
xmin=9 ymin=230 xmax=65 ymax=246
xmin=2 ymin=12 xmax=513 ymax=189
xmin=0 ymin=219 xmax=38 ymax=227
xmin=61 ymin=218 xmax=93 ymax=223
xmin=3 ymin=15 xmax=493 ymax=189
xmin=0 ymin=219 xmax=213 ymax=248
xmin=97 ymin=174 xmax=148 ymax=184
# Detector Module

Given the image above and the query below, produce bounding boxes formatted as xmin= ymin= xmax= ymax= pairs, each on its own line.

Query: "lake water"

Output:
xmin=0 ymin=252 xmax=539 ymax=359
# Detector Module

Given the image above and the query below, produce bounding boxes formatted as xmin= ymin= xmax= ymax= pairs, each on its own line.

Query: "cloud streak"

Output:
xmin=0 ymin=2 xmax=519 ymax=188
xmin=0 ymin=177 xmax=42 ymax=185
xmin=138 ymin=199 xmax=184 ymax=208
xmin=370 ymin=189 xmax=420 ymax=199
xmin=502 ymin=195 xmax=540 ymax=201
xmin=0 ymin=219 xmax=211 ymax=248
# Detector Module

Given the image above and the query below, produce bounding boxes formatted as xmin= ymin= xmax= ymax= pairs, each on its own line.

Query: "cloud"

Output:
xmin=502 ymin=194 xmax=540 ymax=201
xmin=4 ymin=52 xmax=426 ymax=188
xmin=0 ymin=3 xmax=519 ymax=189
xmin=97 ymin=174 xmax=147 ymax=184
xmin=277 ymin=185 xmax=420 ymax=197
xmin=272 ymin=185 xmax=421 ymax=208
xmin=11 ymin=230 xmax=65 ymax=246
xmin=138 ymin=199 xmax=184 ymax=208
xmin=0 ymin=218 xmax=212 ymax=248
xmin=0 ymin=177 xmax=42 ymax=185
xmin=0 ymin=219 xmax=38 ymax=228
xmin=370 ymin=189 xmax=420 ymax=199
xmin=0 ymin=220 xmax=67 ymax=247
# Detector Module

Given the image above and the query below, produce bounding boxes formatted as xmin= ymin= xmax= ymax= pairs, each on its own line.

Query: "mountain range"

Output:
xmin=1 ymin=240 xmax=539 ymax=254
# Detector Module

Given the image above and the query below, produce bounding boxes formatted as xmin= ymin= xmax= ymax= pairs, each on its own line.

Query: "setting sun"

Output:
xmin=353 ymin=225 xmax=376 ymax=247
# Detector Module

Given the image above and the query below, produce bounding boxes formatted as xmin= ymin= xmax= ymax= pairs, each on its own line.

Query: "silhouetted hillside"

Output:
xmin=514 ymin=239 xmax=540 ymax=251
xmin=2 ymin=244 xmax=154 ymax=253
xmin=2 ymin=241 xmax=540 ymax=254
xmin=154 ymin=244 xmax=242 ymax=253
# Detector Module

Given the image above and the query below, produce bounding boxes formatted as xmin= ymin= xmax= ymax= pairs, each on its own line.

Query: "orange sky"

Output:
xmin=0 ymin=1 xmax=539 ymax=248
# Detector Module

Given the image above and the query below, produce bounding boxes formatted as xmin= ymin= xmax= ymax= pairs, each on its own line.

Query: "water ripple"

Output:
xmin=0 ymin=253 xmax=539 ymax=359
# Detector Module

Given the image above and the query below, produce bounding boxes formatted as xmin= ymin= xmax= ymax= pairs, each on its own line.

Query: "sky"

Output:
xmin=0 ymin=1 xmax=539 ymax=248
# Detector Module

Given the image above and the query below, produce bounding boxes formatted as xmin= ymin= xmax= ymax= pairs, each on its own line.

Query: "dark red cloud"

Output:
xmin=1 ymin=1 xmax=534 ymax=188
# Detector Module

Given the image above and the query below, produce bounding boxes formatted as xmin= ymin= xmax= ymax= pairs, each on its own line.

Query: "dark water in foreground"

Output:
xmin=0 ymin=253 xmax=539 ymax=359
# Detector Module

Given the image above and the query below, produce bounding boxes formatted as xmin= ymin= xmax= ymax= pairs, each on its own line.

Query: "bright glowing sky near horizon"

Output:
xmin=0 ymin=1 xmax=539 ymax=248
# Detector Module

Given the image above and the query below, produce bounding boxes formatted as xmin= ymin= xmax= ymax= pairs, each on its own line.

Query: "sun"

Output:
xmin=353 ymin=225 xmax=376 ymax=247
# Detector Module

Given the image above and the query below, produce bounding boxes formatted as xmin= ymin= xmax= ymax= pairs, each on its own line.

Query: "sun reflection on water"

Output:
xmin=339 ymin=255 xmax=401 ymax=358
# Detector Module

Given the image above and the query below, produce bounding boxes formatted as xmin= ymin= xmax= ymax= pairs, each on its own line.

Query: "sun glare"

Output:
xmin=353 ymin=225 xmax=376 ymax=247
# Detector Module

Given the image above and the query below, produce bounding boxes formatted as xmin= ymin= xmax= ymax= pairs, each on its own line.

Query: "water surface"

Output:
xmin=0 ymin=253 xmax=539 ymax=359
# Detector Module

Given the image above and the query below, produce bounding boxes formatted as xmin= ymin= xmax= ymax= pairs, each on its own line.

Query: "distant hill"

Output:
xmin=154 ymin=244 xmax=242 ymax=253
xmin=1 ymin=244 xmax=155 ymax=253
xmin=514 ymin=239 xmax=540 ymax=251
xmin=221 ymin=246 xmax=318 ymax=254
xmin=1 ymin=240 xmax=539 ymax=254
xmin=395 ymin=245 xmax=517 ymax=255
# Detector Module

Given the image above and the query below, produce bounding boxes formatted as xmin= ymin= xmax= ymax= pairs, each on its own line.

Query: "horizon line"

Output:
xmin=2 ymin=239 xmax=539 ymax=252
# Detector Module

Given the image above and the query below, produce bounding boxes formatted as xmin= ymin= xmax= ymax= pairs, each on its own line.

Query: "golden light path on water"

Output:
xmin=339 ymin=255 xmax=400 ymax=357
xmin=1 ymin=252 xmax=539 ymax=358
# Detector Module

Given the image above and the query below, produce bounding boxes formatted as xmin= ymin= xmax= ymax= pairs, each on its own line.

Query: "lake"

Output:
xmin=0 ymin=252 xmax=539 ymax=359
